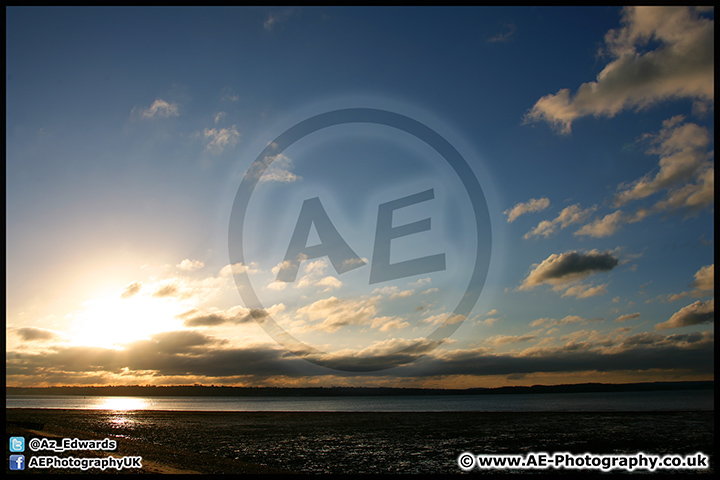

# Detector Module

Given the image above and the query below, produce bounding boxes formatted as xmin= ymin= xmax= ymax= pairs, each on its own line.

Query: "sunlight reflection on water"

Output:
xmin=92 ymin=396 xmax=151 ymax=411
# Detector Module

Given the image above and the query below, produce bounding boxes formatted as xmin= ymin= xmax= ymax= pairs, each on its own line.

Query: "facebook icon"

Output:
xmin=10 ymin=454 xmax=25 ymax=470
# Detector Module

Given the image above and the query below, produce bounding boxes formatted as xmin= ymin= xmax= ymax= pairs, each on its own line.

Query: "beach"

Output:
xmin=6 ymin=409 xmax=714 ymax=474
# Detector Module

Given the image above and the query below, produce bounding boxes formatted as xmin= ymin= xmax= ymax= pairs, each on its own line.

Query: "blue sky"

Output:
xmin=6 ymin=7 xmax=714 ymax=387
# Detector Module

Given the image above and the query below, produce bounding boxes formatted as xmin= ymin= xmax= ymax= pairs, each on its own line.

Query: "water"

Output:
xmin=5 ymin=388 xmax=713 ymax=412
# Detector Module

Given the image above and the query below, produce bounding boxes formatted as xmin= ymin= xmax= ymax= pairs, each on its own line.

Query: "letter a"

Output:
xmin=276 ymin=197 xmax=365 ymax=282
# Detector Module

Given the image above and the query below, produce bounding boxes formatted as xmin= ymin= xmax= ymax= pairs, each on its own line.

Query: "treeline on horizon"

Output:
xmin=5 ymin=381 xmax=713 ymax=397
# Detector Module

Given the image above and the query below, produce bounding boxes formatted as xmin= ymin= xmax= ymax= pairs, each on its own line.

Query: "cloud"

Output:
xmin=220 ymin=262 xmax=260 ymax=277
xmin=14 ymin=327 xmax=61 ymax=342
xmin=487 ymin=23 xmax=517 ymax=43
xmin=132 ymin=330 xmax=223 ymax=355
xmin=7 ymin=333 xmax=299 ymax=380
xmin=7 ymin=327 xmax=714 ymax=383
xmin=561 ymin=283 xmax=609 ymax=299
xmin=406 ymin=330 xmax=712 ymax=378
xmin=373 ymin=285 xmax=416 ymax=299
xmin=663 ymin=264 xmax=714 ymax=302
xmin=524 ymin=7 xmax=714 ymax=134
xmin=244 ymin=147 xmax=302 ymax=184
xmin=504 ymin=197 xmax=550 ymax=222
xmin=655 ymin=299 xmax=714 ymax=330
xmin=524 ymin=204 xmax=596 ymax=239
xmin=615 ymin=312 xmax=641 ymax=322
xmin=140 ymin=99 xmax=179 ymax=119
xmin=692 ymin=264 xmax=714 ymax=292
xmin=152 ymin=282 xmax=180 ymax=298
xmin=316 ymin=276 xmax=342 ymax=292
xmin=258 ymin=153 xmax=301 ymax=184
xmin=520 ymin=250 xmax=619 ymax=290
xmin=204 ymin=125 xmax=240 ymax=154
xmin=310 ymin=337 xmax=444 ymax=371
xmin=296 ymin=296 xmax=382 ymax=333
xmin=614 ymin=117 xmax=713 ymax=210
xmin=486 ymin=334 xmax=537 ymax=346
xmin=293 ymin=259 xmax=342 ymax=292
xmin=371 ymin=318 xmax=410 ymax=333
xmin=569 ymin=117 xmax=713 ymax=238
xmin=531 ymin=315 xmax=598 ymax=329
xmin=178 ymin=306 xmax=268 ymax=327
xmin=574 ymin=210 xmax=627 ymax=238
xmin=264 ymin=9 xmax=295 ymax=32
xmin=177 ymin=259 xmax=205 ymax=271
xmin=120 ymin=281 xmax=142 ymax=299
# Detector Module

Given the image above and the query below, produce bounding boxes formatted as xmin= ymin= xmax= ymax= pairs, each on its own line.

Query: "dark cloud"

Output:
xmin=401 ymin=331 xmax=713 ymax=378
xmin=128 ymin=330 xmax=223 ymax=355
xmin=655 ymin=299 xmax=714 ymax=330
xmin=521 ymin=250 xmax=619 ymax=289
xmin=179 ymin=307 xmax=268 ymax=327
xmin=6 ymin=329 xmax=713 ymax=382
xmin=14 ymin=327 xmax=59 ymax=342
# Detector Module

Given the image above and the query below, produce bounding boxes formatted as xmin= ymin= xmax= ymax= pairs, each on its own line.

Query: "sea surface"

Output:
xmin=5 ymin=388 xmax=713 ymax=412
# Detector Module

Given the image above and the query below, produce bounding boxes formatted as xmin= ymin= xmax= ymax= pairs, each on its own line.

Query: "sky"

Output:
xmin=6 ymin=6 xmax=714 ymax=388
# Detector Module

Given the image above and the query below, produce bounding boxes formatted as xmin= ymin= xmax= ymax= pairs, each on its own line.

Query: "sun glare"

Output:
xmin=68 ymin=294 xmax=188 ymax=349
xmin=94 ymin=397 xmax=150 ymax=411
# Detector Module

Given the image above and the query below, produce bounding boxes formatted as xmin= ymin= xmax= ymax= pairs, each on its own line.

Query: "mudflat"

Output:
xmin=6 ymin=409 xmax=714 ymax=474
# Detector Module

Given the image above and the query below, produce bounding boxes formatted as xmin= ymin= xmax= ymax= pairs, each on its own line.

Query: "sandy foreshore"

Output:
xmin=7 ymin=408 xmax=714 ymax=474
xmin=6 ymin=409 xmax=293 ymax=474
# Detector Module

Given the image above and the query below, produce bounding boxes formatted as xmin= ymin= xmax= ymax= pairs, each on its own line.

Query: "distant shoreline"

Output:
xmin=6 ymin=380 xmax=713 ymax=397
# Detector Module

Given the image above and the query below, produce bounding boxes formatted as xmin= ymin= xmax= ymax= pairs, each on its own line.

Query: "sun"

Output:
xmin=68 ymin=293 xmax=188 ymax=349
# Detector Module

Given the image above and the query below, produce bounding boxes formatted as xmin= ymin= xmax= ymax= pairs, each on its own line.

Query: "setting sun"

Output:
xmin=68 ymin=294 xmax=188 ymax=349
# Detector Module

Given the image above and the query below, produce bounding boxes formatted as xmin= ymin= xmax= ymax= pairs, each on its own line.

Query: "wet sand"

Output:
xmin=6 ymin=409 xmax=714 ymax=474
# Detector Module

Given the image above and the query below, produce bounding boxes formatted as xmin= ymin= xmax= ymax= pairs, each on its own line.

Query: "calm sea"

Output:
xmin=5 ymin=389 xmax=713 ymax=412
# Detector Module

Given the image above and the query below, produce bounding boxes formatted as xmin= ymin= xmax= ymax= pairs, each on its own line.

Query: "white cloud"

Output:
xmin=525 ymin=7 xmax=714 ymax=134
xmin=296 ymin=296 xmax=381 ymax=333
xmin=663 ymin=264 xmax=714 ymax=302
xmin=574 ymin=210 xmax=627 ymax=238
xmin=614 ymin=117 xmax=712 ymax=209
xmin=524 ymin=204 xmax=595 ymax=239
xmin=561 ymin=283 xmax=609 ymax=299
xmin=531 ymin=315 xmax=597 ymax=329
xmin=615 ymin=312 xmax=641 ymax=322
xmin=504 ymin=198 xmax=550 ymax=222
xmin=204 ymin=125 xmax=240 ymax=154
xmin=177 ymin=259 xmax=205 ymax=271
xmin=258 ymin=153 xmax=301 ymax=184
xmin=692 ymin=264 xmax=714 ymax=292
xmin=486 ymin=334 xmax=537 ymax=346
xmin=316 ymin=276 xmax=342 ymax=292
xmin=139 ymin=99 xmax=179 ymax=119
xmin=219 ymin=262 xmax=260 ymax=277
